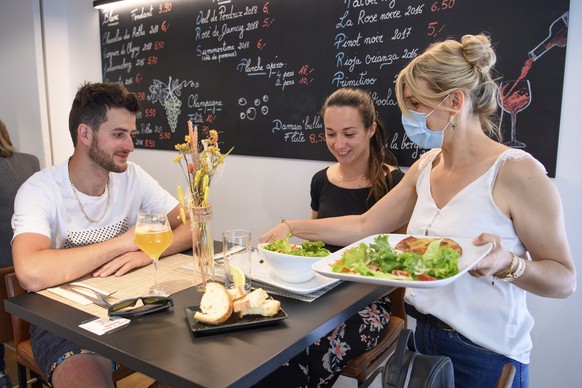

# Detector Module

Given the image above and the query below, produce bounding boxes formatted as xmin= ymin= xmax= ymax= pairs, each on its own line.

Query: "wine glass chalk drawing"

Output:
xmin=134 ymin=210 xmax=174 ymax=296
xmin=498 ymin=79 xmax=532 ymax=149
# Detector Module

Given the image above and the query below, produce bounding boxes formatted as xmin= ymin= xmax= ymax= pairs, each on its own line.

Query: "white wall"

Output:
xmin=0 ymin=0 xmax=51 ymax=166
xmin=1 ymin=1 xmax=580 ymax=386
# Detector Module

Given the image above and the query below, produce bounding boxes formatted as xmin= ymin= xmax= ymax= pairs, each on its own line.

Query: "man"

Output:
xmin=12 ymin=82 xmax=191 ymax=387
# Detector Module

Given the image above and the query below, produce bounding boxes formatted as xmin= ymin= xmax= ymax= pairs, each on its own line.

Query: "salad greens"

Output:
xmin=264 ymin=235 xmax=331 ymax=257
xmin=332 ymin=234 xmax=460 ymax=281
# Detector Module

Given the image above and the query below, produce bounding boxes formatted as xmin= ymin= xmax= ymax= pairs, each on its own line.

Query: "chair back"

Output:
xmin=495 ymin=363 xmax=516 ymax=388
xmin=341 ymin=287 xmax=407 ymax=385
xmin=1 ymin=266 xmax=15 ymax=343
xmin=4 ymin=272 xmax=31 ymax=345
xmin=388 ymin=287 xmax=406 ymax=323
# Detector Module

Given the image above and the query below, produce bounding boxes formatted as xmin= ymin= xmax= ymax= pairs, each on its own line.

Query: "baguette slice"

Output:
xmin=240 ymin=299 xmax=281 ymax=317
xmin=193 ymin=283 xmax=233 ymax=325
xmin=227 ymin=284 xmax=247 ymax=300
xmin=233 ymin=288 xmax=269 ymax=313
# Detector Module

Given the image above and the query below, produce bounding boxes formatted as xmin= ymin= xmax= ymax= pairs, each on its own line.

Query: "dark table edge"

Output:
xmin=5 ymin=282 xmax=391 ymax=387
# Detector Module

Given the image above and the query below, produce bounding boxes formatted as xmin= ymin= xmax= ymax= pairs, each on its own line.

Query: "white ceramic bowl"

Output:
xmin=257 ymin=243 xmax=324 ymax=283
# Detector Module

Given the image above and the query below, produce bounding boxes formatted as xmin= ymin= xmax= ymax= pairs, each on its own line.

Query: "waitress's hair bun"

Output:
xmin=395 ymin=33 xmax=501 ymax=140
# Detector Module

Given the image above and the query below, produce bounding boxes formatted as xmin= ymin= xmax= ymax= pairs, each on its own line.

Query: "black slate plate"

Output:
xmin=184 ymin=306 xmax=288 ymax=336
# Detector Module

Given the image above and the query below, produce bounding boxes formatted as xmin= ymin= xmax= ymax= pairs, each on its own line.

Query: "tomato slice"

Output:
xmin=392 ymin=270 xmax=409 ymax=277
xmin=417 ymin=273 xmax=437 ymax=281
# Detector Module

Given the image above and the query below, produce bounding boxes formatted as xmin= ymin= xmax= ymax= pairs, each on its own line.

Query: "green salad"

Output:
xmin=332 ymin=234 xmax=460 ymax=281
xmin=264 ymin=236 xmax=331 ymax=257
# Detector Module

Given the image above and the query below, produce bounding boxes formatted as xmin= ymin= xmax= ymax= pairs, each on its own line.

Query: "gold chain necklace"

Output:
xmin=69 ymin=175 xmax=110 ymax=223
xmin=338 ymin=174 xmax=366 ymax=182
xmin=338 ymin=171 xmax=367 ymax=181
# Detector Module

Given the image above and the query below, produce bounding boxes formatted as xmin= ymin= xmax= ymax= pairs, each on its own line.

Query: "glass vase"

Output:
xmin=190 ymin=204 xmax=215 ymax=292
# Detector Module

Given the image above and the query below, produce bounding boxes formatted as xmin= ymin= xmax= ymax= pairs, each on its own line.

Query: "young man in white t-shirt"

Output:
xmin=12 ymin=82 xmax=192 ymax=387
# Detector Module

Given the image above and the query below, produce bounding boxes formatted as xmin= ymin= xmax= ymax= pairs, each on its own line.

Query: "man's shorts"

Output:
xmin=30 ymin=324 xmax=95 ymax=381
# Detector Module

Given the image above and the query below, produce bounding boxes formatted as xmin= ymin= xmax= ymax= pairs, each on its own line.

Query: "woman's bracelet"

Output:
xmin=493 ymin=251 xmax=526 ymax=281
xmin=280 ymin=217 xmax=293 ymax=236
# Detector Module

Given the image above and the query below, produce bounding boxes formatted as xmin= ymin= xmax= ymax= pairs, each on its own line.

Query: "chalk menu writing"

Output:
xmin=98 ymin=0 xmax=569 ymax=176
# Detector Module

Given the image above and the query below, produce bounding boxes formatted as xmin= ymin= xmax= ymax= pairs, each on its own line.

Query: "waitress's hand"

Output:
xmin=260 ymin=222 xmax=290 ymax=243
xmin=469 ymin=233 xmax=514 ymax=278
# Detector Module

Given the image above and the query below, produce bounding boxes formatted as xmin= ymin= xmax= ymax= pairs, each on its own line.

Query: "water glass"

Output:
xmin=222 ymin=230 xmax=252 ymax=293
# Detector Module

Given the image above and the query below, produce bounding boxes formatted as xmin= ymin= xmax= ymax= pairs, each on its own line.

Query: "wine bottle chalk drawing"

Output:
xmin=529 ymin=11 xmax=568 ymax=61
xmin=498 ymin=11 xmax=568 ymax=149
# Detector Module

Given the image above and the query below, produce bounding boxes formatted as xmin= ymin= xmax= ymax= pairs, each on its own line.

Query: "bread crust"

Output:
xmin=240 ymin=299 xmax=281 ymax=317
xmin=395 ymin=236 xmax=462 ymax=255
xmin=233 ymin=288 xmax=269 ymax=312
xmin=193 ymin=283 xmax=234 ymax=325
xmin=227 ymin=284 xmax=247 ymax=300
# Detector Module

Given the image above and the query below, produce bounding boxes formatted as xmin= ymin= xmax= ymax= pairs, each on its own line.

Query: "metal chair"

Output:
xmin=4 ymin=272 xmax=134 ymax=387
xmin=340 ymin=287 xmax=407 ymax=387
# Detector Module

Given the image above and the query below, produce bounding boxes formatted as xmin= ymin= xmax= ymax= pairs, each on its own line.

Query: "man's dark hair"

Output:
xmin=68 ymin=82 xmax=140 ymax=145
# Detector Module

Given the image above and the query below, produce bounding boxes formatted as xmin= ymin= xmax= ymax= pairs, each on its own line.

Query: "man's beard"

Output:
xmin=89 ymin=137 xmax=127 ymax=173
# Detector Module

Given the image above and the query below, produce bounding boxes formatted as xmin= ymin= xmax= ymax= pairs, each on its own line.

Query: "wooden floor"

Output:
xmin=3 ymin=340 xmax=156 ymax=388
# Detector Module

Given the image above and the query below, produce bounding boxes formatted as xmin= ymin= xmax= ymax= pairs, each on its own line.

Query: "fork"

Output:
xmin=60 ymin=285 xmax=111 ymax=308
xmin=62 ymin=283 xmax=117 ymax=300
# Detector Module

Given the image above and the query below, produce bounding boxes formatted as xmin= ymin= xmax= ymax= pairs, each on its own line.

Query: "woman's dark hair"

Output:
xmin=68 ymin=82 xmax=140 ymax=145
xmin=0 ymin=119 xmax=16 ymax=157
xmin=321 ymin=87 xmax=400 ymax=202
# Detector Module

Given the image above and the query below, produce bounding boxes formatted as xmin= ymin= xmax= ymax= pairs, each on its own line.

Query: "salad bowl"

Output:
xmin=257 ymin=243 xmax=325 ymax=283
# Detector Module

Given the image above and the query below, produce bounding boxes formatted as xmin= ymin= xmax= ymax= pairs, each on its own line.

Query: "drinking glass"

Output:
xmin=498 ymin=79 xmax=532 ymax=148
xmin=223 ymin=230 xmax=252 ymax=294
xmin=134 ymin=210 xmax=173 ymax=296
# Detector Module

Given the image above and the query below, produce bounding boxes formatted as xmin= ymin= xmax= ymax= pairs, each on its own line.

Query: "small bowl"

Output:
xmin=257 ymin=243 xmax=323 ymax=283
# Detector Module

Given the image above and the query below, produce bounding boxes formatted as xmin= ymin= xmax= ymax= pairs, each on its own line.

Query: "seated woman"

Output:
xmin=256 ymin=87 xmax=404 ymax=387
xmin=311 ymin=87 xmax=404 ymax=251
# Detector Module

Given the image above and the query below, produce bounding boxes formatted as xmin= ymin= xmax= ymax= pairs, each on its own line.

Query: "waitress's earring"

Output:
xmin=451 ymin=122 xmax=457 ymax=129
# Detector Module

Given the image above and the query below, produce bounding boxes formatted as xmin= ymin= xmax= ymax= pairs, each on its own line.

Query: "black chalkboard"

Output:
xmin=98 ymin=0 xmax=569 ymax=176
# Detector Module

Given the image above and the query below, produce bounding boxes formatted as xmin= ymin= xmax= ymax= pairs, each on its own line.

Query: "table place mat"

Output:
xmin=47 ymin=286 xmax=95 ymax=305
xmin=177 ymin=259 xmax=341 ymax=302
xmin=250 ymin=278 xmax=342 ymax=302
xmin=38 ymin=253 xmax=196 ymax=318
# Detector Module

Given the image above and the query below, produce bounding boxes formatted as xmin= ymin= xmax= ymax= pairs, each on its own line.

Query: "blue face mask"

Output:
xmin=401 ymin=96 xmax=455 ymax=149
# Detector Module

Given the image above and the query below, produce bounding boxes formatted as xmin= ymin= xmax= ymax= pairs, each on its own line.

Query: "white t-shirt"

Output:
xmin=406 ymin=148 xmax=546 ymax=364
xmin=12 ymin=160 xmax=178 ymax=249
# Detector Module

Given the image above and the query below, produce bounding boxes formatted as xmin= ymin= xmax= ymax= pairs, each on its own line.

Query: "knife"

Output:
xmin=214 ymin=245 xmax=247 ymax=264
xmin=60 ymin=285 xmax=110 ymax=308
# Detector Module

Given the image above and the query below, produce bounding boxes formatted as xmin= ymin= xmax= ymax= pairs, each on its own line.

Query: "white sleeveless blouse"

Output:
xmin=405 ymin=148 xmax=546 ymax=364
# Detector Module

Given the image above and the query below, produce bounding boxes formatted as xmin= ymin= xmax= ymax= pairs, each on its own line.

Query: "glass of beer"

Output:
xmin=134 ymin=210 xmax=173 ymax=296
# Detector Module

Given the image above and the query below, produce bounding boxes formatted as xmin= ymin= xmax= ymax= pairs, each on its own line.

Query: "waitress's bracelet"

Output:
xmin=493 ymin=252 xmax=526 ymax=281
xmin=280 ymin=217 xmax=293 ymax=236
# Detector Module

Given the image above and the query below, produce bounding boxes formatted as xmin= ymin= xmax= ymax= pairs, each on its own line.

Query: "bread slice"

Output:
xmin=240 ymin=299 xmax=281 ymax=317
xmin=193 ymin=283 xmax=233 ymax=325
xmin=233 ymin=288 xmax=269 ymax=313
xmin=227 ymin=284 xmax=247 ymax=300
